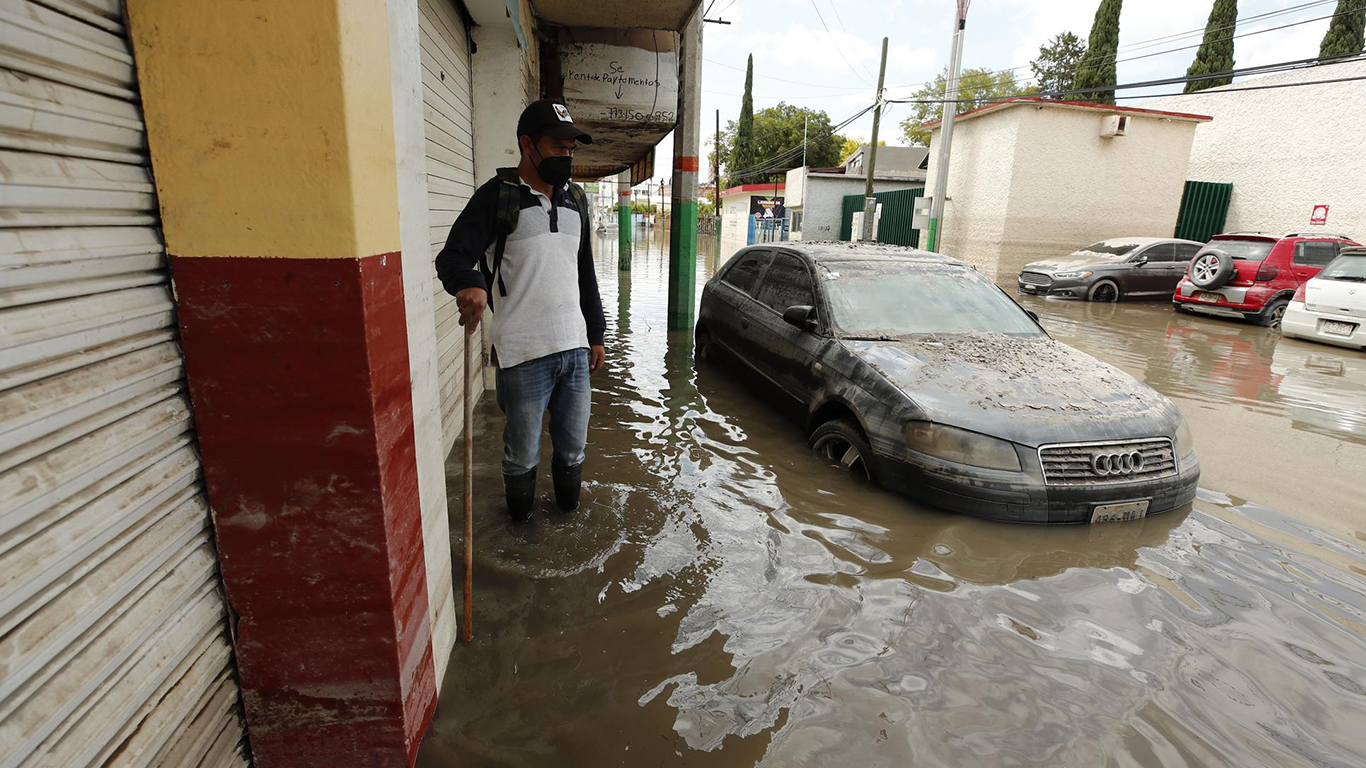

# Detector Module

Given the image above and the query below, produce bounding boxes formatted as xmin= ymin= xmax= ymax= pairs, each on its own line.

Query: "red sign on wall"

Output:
xmin=1310 ymin=204 xmax=1329 ymax=225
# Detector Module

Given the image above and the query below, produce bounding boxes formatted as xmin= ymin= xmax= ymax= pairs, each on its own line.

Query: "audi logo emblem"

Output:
xmin=1092 ymin=451 xmax=1144 ymax=476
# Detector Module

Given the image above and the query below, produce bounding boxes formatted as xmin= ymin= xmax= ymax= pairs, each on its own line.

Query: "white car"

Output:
xmin=1282 ymin=246 xmax=1366 ymax=350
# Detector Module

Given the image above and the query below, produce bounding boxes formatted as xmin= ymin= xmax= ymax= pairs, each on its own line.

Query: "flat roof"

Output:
xmin=924 ymin=97 xmax=1213 ymax=130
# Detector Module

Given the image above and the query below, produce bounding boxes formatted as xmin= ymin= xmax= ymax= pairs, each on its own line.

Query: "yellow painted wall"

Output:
xmin=127 ymin=0 xmax=400 ymax=259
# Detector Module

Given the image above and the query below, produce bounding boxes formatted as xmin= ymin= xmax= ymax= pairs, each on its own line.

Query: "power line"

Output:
xmin=886 ymin=0 xmax=1353 ymax=98
xmin=826 ymin=0 xmax=877 ymax=82
xmin=725 ymin=102 xmax=877 ymax=179
xmin=808 ymin=0 xmax=872 ymax=86
xmin=703 ymin=57 xmax=869 ymax=90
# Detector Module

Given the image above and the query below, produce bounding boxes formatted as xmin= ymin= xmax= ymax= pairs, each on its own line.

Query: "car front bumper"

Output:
xmin=1281 ymin=301 xmax=1366 ymax=349
xmin=1018 ymin=276 xmax=1091 ymax=298
xmin=870 ymin=450 xmax=1200 ymax=524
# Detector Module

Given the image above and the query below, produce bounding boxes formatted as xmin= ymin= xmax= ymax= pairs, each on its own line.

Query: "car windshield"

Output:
xmin=1320 ymin=254 xmax=1366 ymax=281
xmin=821 ymin=262 xmax=1045 ymax=337
xmin=1075 ymin=241 xmax=1140 ymax=257
xmin=1206 ymin=238 xmax=1276 ymax=261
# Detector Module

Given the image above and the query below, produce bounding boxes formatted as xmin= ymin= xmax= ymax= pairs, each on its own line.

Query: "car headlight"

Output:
xmin=1173 ymin=417 xmax=1195 ymax=458
xmin=905 ymin=421 xmax=1022 ymax=471
xmin=1052 ymin=270 xmax=1093 ymax=279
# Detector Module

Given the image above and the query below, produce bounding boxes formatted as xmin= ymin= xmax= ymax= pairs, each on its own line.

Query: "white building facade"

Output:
xmin=925 ymin=98 xmax=1209 ymax=282
xmin=784 ymin=167 xmax=924 ymax=241
xmin=1144 ymin=58 xmax=1366 ymax=239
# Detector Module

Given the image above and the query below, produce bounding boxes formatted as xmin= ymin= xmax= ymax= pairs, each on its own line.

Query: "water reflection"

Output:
xmin=419 ymin=234 xmax=1366 ymax=768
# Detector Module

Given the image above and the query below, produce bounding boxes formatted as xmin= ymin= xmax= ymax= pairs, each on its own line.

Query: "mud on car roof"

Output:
xmin=793 ymin=241 xmax=964 ymax=267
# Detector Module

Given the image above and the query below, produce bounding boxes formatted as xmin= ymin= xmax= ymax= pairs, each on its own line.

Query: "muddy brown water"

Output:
xmin=417 ymin=233 xmax=1366 ymax=767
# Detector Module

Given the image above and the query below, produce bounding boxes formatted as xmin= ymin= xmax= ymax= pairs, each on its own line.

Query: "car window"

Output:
xmin=1174 ymin=243 xmax=1201 ymax=262
xmin=754 ymin=252 xmax=816 ymax=314
xmin=1320 ymin=254 xmax=1366 ymax=281
xmin=1294 ymin=241 xmax=1338 ymax=268
xmin=1141 ymin=243 xmax=1176 ymax=262
xmin=822 ymin=262 xmax=1044 ymax=337
xmin=720 ymin=250 xmax=772 ymax=295
xmin=1205 ymin=238 xmax=1275 ymax=261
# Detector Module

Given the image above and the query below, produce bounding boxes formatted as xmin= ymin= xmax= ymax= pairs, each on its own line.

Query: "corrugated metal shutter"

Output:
xmin=1174 ymin=180 xmax=1233 ymax=243
xmin=0 ymin=2 xmax=249 ymax=766
xmin=841 ymin=188 xmax=925 ymax=247
xmin=419 ymin=0 xmax=484 ymax=456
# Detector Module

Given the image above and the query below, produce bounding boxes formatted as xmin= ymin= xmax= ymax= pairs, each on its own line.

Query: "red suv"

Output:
xmin=1173 ymin=232 xmax=1361 ymax=326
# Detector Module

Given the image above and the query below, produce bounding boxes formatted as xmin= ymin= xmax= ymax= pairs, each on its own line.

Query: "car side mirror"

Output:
xmin=1132 ymin=255 xmax=1149 ymax=266
xmin=783 ymin=304 xmax=818 ymax=331
xmin=1025 ymin=309 xmax=1041 ymax=324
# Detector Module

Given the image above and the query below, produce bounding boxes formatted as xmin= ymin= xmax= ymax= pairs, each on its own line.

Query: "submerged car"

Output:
xmin=1281 ymin=245 xmax=1366 ymax=350
xmin=1173 ymin=232 xmax=1360 ymax=326
xmin=1018 ymin=237 xmax=1203 ymax=301
xmin=697 ymin=243 xmax=1199 ymax=524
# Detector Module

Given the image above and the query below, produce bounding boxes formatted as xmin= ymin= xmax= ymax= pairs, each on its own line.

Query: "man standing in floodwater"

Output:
xmin=435 ymin=100 xmax=607 ymax=522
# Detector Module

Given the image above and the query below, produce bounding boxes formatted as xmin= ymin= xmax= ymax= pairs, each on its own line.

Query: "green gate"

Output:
xmin=840 ymin=187 xmax=926 ymax=247
xmin=1174 ymin=181 xmax=1232 ymax=243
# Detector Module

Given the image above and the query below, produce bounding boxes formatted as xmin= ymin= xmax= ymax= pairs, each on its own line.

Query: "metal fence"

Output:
xmin=1174 ymin=180 xmax=1233 ymax=243
xmin=840 ymin=187 xmax=926 ymax=246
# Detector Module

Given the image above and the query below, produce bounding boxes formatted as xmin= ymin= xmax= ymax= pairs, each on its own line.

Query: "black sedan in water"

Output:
xmin=696 ymin=243 xmax=1200 ymax=524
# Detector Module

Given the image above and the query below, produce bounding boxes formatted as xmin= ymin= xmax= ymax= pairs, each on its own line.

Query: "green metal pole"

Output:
xmin=667 ymin=8 xmax=702 ymax=330
xmin=617 ymin=170 xmax=631 ymax=271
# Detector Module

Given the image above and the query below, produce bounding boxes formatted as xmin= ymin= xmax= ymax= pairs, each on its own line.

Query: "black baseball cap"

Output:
xmin=516 ymin=99 xmax=593 ymax=144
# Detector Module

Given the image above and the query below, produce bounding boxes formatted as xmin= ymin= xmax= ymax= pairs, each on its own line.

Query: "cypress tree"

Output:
xmin=733 ymin=54 xmax=756 ymax=185
xmin=1074 ymin=0 xmax=1122 ymax=105
xmin=1319 ymin=0 xmax=1365 ymax=58
xmin=1184 ymin=0 xmax=1237 ymax=93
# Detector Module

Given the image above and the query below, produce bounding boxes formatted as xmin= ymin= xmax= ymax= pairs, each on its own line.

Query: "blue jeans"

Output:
xmin=494 ymin=348 xmax=591 ymax=476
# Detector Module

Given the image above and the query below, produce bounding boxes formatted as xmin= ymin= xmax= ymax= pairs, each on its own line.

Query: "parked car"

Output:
xmin=1281 ymin=245 xmax=1366 ymax=350
xmin=1018 ymin=237 xmax=1203 ymax=301
xmin=1172 ymin=232 xmax=1361 ymax=327
xmin=696 ymin=243 xmax=1200 ymax=524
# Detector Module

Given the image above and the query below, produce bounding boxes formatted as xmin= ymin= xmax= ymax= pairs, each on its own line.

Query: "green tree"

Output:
xmin=1030 ymin=31 xmax=1087 ymax=97
xmin=1319 ymin=0 xmax=1365 ymax=58
xmin=1184 ymin=0 xmax=1237 ymax=93
xmin=839 ymin=136 xmax=884 ymax=163
xmin=1074 ymin=0 xmax=1122 ymax=104
xmin=720 ymin=104 xmax=848 ymax=184
xmin=897 ymin=68 xmax=1031 ymax=146
xmin=731 ymin=54 xmax=757 ymax=184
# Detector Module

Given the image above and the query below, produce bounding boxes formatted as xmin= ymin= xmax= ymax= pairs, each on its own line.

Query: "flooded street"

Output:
xmin=417 ymin=232 xmax=1366 ymax=768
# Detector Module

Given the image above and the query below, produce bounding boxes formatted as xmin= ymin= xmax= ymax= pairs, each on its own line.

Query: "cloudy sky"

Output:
xmin=641 ymin=0 xmax=1340 ymax=188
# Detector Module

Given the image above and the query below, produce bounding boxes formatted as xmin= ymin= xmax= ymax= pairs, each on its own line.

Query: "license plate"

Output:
xmin=1198 ymin=292 xmax=1220 ymax=303
xmin=1091 ymin=500 xmax=1150 ymax=524
xmin=1322 ymin=320 xmax=1357 ymax=337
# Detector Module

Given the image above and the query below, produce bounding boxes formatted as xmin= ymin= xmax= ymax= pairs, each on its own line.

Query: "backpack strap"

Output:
xmin=488 ymin=168 xmax=522 ymax=310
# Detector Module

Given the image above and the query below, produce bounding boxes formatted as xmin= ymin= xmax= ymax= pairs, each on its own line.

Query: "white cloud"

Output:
xmin=745 ymin=23 xmax=880 ymax=77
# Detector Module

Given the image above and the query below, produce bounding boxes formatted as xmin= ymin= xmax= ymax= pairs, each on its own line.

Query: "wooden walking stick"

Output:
xmin=462 ymin=325 xmax=474 ymax=643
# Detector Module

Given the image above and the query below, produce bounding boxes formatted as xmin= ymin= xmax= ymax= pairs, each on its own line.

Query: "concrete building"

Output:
xmin=843 ymin=144 xmax=929 ymax=179
xmin=720 ymin=182 xmax=787 ymax=245
xmin=925 ymin=98 xmax=1210 ymax=282
xmin=1142 ymin=58 xmax=1366 ymax=239
xmin=0 ymin=0 xmax=701 ymax=766
xmin=784 ymin=166 xmax=924 ymax=241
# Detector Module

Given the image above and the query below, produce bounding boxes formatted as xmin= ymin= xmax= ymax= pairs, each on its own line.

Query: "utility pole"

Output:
xmin=714 ymin=109 xmax=722 ymax=236
xmin=801 ymin=111 xmax=808 ymax=168
xmin=617 ymin=170 xmax=631 ymax=271
xmin=928 ymin=1 xmax=969 ymax=252
xmin=667 ymin=7 xmax=702 ymax=329
xmin=860 ymin=36 xmax=889 ymax=243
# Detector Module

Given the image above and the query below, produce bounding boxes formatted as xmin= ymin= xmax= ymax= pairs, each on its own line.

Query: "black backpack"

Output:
xmin=486 ymin=167 xmax=590 ymax=311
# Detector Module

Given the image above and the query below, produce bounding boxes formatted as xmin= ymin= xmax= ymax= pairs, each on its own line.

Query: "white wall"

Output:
xmin=928 ymin=104 xmax=1198 ymax=282
xmin=804 ymin=175 xmax=921 ymax=242
xmin=1144 ymin=59 xmax=1366 ymax=239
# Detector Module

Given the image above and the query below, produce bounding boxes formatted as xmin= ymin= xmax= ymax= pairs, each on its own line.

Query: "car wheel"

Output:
xmin=1189 ymin=250 xmax=1235 ymax=290
xmin=1087 ymin=279 xmax=1121 ymax=302
xmin=810 ymin=418 xmax=875 ymax=485
xmin=694 ymin=327 xmax=712 ymax=363
xmin=1258 ymin=298 xmax=1289 ymax=328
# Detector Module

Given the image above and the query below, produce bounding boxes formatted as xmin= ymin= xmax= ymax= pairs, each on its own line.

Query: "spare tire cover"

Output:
xmin=1189 ymin=249 xmax=1235 ymax=289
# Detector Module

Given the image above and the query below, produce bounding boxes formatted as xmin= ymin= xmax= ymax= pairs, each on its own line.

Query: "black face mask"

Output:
xmin=532 ymin=145 xmax=574 ymax=187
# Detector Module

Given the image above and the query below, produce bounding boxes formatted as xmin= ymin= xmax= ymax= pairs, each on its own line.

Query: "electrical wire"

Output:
xmin=808 ymin=0 xmax=872 ymax=86
xmin=725 ymin=102 xmax=877 ymax=179
xmin=886 ymin=0 xmax=1355 ymax=98
xmin=704 ymin=57 xmax=870 ymax=90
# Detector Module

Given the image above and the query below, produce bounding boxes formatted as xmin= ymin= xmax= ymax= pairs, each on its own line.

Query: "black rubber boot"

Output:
xmin=504 ymin=467 xmax=537 ymax=522
xmin=552 ymin=463 xmax=583 ymax=512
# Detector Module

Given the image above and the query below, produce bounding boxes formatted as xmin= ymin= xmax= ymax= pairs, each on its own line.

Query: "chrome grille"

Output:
xmin=1020 ymin=271 xmax=1053 ymax=287
xmin=1038 ymin=438 xmax=1177 ymax=486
